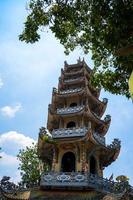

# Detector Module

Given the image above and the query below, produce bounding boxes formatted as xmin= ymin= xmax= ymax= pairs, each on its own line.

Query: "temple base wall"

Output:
xmin=30 ymin=188 xmax=103 ymax=200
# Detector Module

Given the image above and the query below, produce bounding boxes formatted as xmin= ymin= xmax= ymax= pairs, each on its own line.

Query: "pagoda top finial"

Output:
xmin=64 ymin=60 xmax=68 ymax=66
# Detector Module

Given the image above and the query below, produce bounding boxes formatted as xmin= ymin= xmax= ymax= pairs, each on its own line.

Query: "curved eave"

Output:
xmin=88 ymin=83 xmax=101 ymax=98
xmin=87 ymin=132 xmax=120 ymax=167
xmin=64 ymin=61 xmax=84 ymax=70
xmin=86 ymin=87 xmax=107 ymax=115
xmin=62 ymin=68 xmax=84 ymax=76
xmin=84 ymin=108 xmax=110 ymax=128
xmin=99 ymin=102 xmax=107 ymax=118
xmin=97 ymin=120 xmax=111 ymax=136
xmin=89 ymin=132 xmax=105 ymax=147
xmin=99 ymin=146 xmax=121 ymax=168
xmin=38 ymin=136 xmax=54 ymax=161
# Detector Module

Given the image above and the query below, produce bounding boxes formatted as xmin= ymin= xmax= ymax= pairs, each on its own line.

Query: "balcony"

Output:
xmin=52 ymin=127 xmax=88 ymax=139
xmin=57 ymin=105 xmax=84 ymax=115
xmin=60 ymin=88 xmax=83 ymax=95
xmin=64 ymin=77 xmax=84 ymax=84
xmin=40 ymin=172 xmax=127 ymax=194
xmin=64 ymin=77 xmax=80 ymax=83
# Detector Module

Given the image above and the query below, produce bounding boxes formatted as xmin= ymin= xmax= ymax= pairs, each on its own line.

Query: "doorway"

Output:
xmin=61 ymin=152 xmax=76 ymax=172
xmin=90 ymin=156 xmax=97 ymax=174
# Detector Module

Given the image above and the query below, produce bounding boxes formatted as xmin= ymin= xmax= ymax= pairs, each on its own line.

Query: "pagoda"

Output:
xmin=37 ymin=59 xmax=131 ymax=200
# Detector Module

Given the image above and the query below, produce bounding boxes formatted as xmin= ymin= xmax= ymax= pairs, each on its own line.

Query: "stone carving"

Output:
xmin=57 ymin=105 xmax=84 ymax=115
xmin=0 ymin=176 xmax=31 ymax=200
xmin=60 ymin=87 xmax=83 ymax=94
xmin=108 ymin=139 xmax=121 ymax=149
xmin=52 ymin=127 xmax=88 ymax=138
xmin=104 ymin=115 xmax=111 ymax=122
xmin=103 ymin=98 xmax=108 ymax=104
xmin=41 ymin=172 xmax=133 ymax=195
xmin=103 ymin=194 xmax=117 ymax=200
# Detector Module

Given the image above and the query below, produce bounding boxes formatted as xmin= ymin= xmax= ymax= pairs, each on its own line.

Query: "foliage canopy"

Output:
xmin=17 ymin=144 xmax=46 ymax=186
xmin=20 ymin=0 xmax=133 ymax=97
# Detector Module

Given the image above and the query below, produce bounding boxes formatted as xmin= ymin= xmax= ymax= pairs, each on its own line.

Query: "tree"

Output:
xmin=19 ymin=0 xmax=133 ymax=97
xmin=17 ymin=143 xmax=47 ymax=186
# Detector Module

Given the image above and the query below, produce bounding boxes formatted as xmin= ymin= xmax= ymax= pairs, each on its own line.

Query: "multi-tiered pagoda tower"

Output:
xmin=38 ymin=59 xmax=122 ymax=199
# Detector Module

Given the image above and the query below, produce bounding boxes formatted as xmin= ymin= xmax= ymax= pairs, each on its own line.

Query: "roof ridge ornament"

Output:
xmin=77 ymin=57 xmax=81 ymax=63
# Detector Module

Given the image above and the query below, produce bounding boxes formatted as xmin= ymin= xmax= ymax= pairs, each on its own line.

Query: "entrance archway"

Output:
xmin=67 ymin=121 xmax=76 ymax=128
xmin=61 ymin=152 xmax=76 ymax=172
xmin=90 ymin=156 xmax=97 ymax=174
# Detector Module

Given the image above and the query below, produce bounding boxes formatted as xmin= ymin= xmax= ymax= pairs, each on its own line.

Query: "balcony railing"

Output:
xmin=64 ymin=78 xmax=79 ymax=83
xmin=64 ymin=77 xmax=84 ymax=83
xmin=60 ymin=88 xmax=83 ymax=95
xmin=93 ymin=132 xmax=105 ymax=145
xmin=52 ymin=127 xmax=88 ymax=139
xmin=57 ymin=105 xmax=84 ymax=115
xmin=40 ymin=172 xmax=129 ymax=194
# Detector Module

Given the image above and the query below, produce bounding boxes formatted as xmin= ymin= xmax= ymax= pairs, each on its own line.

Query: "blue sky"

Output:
xmin=0 ymin=0 xmax=133 ymax=184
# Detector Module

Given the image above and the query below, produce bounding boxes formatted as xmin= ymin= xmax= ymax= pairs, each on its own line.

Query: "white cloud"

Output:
xmin=0 ymin=77 xmax=4 ymax=88
xmin=0 ymin=152 xmax=19 ymax=166
xmin=0 ymin=131 xmax=36 ymax=151
xmin=0 ymin=131 xmax=36 ymax=183
xmin=0 ymin=152 xmax=21 ymax=183
xmin=0 ymin=103 xmax=22 ymax=118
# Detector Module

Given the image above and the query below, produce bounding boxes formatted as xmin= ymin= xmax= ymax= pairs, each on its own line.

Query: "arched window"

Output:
xmin=90 ymin=156 xmax=97 ymax=174
xmin=61 ymin=152 xmax=75 ymax=172
xmin=69 ymin=102 xmax=77 ymax=107
xmin=67 ymin=121 xmax=76 ymax=128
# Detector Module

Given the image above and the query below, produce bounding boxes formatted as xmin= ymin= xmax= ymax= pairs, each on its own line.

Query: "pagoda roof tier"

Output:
xmin=48 ymin=105 xmax=111 ymax=135
xmin=52 ymin=87 xmax=108 ymax=117
xmin=58 ymin=78 xmax=86 ymax=91
xmin=99 ymin=139 xmax=121 ymax=168
xmin=64 ymin=59 xmax=92 ymax=73
xmin=88 ymin=132 xmax=121 ymax=167
xmin=38 ymin=127 xmax=120 ymax=168
xmin=61 ymin=68 xmax=91 ymax=81
xmin=86 ymin=87 xmax=108 ymax=111
xmin=61 ymin=67 xmax=85 ymax=77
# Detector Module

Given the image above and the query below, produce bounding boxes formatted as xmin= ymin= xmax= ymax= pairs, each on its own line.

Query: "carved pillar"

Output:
xmin=81 ymin=143 xmax=87 ymax=172
xmin=55 ymin=147 xmax=59 ymax=163
xmin=81 ymin=115 xmax=84 ymax=127
xmin=59 ymin=117 xmax=64 ymax=128
xmin=52 ymin=149 xmax=56 ymax=171
xmin=76 ymin=145 xmax=80 ymax=162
